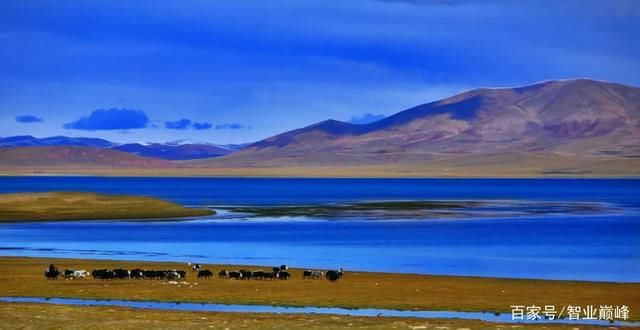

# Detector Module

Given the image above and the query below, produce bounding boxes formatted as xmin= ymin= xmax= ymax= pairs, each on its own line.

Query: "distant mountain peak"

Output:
xmin=164 ymin=139 xmax=213 ymax=146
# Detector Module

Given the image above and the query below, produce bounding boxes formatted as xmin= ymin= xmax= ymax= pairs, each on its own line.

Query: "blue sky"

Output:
xmin=1 ymin=0 xmax=639 ymax=144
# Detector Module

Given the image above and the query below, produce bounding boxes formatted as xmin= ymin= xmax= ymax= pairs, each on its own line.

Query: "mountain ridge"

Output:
xmin=207 ymin=78 xmax=640 ymax=168
xmin=0 ymin=136 xmax=246 ymax=161
xmin=0 ymin=146 xmax=175 ymax=168
xmin=0 ymin=135 xmax=115 ymax=148
xmin=1 ymin=78 xmax=639 ymax=176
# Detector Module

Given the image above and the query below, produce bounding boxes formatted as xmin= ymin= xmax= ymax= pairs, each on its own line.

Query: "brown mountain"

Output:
xmin=0 ymin=146 xmax=175 ymax=168
xmin=2 ymin=79 xmax=638 ymax=177
xmin=202 ymin=79 xmax=640 ymax=175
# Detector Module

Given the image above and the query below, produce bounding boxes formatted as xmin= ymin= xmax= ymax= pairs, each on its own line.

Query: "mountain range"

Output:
xmin=1 ymin=79 xmax=639 ymax=176
xmin=0 ymin=146 xmax=175 ymax=168
xmin=0 ymin=135 xmax=115 ymax=148
xmin=0 ymin=136 xmax=244 ymax=161
xmin=199 ymin=78 xmax=640 ymax=176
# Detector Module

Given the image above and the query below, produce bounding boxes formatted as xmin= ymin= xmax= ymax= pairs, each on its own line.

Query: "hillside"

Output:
xmin=0 ymin=146 xmax=175 ymax=168
xmin=2 ymin=79 xmax=639 ymax=177
xmin=202 ymin=79 xmax=640 ymax=172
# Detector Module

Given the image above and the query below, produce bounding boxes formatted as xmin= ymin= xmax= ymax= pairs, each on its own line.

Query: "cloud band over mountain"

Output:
xmin=63 ymin=108 xmax=150 ymax=130
xmin=165 ymin=119 xmax=215 ymax=130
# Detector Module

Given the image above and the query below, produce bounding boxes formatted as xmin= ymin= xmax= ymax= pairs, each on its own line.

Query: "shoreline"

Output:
xmin=0 ymin=192 xmax=214 ymax=222
xmin=1 ymin=164 xmax=639 ymax=179
xmin=3 ymin=254 xmax=636 ymax=285
xmin=1 ymin=256 xmax=638 ymax=322
xmin=1 ymin=171 xmax=639 ymax=179
xmin=0 ymin=302 xmax=618 ymax=330
xmin=2 ymin=296 xmax=637 ymax=328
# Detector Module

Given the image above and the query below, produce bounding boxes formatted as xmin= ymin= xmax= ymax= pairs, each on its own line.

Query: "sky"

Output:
xmin=1 ymin=0 xmax=639 ymax=144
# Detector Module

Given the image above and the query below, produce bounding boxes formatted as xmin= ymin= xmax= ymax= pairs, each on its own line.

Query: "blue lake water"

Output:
xmin=0 ymin=177 xmax=639 ymax=282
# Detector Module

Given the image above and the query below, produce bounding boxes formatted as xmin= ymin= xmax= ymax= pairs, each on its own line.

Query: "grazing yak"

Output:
xmin=44 ymin=269 xmax=60 ymax=279
xmin=44 ymin=262 xmax=314 ymax=282
xmin=223 ymin=269 xmax=280 ymax=280
xmin=263 ymin=272 xmax=278 ymax=280
xmin=74 ymin=270 xmax=90 ymax=279
xmin=278 ymin=271 xmax=291 ymax=280
xmin=326 ymin=268 xmax=344 ymax=281
xmin=228 ymin=271 xmax=242 ymax=280
xmin=93 ymin=269 xmax=187 ymax=280
xmin=239 ymin=270 xmax=253 ymax=280
xmin=64 ymin=269 xmax=89 ymax=279
xmin=46 ymin=265 xmax=196 ymax=281
xmin=143 ymin=270 xmax=177 ymax=280
xmin=92 ymin=269 xmax=114 ymax=280
xmin=112 ymin=268 xmax=130 ymax=280
xmin=165 ymin=271 xmax=181 ymax=281
xmin=44 ymin=264 xmax=60 ymax=279
xmin=303 ymin=270 xmax=324 ymax=279
xmin=143 ymin=270 xmax=161 ymax=279
xmin=272 ymin=265 xmax=288 ymax=272
xmin=197 ymin=269 xmax=213 ymax=279
xmin=252 ymin=270 xmax=265 ymax=280
xmin=130 ymin=268 xmax=144 ymax=279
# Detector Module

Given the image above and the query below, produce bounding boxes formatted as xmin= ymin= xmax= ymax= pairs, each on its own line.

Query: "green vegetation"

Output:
xmin=0 ymin=192 xmax=214 ymax=222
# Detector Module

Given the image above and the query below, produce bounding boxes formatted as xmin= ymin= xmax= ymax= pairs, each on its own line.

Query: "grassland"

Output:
xmin=0 ymin=151 xmax=639 ymax=177
xmin=1 ymin=256 xmax=638 ymax=323
xmin=0 ymin=302 xmax=621 ymax=330
xmin=0 ymin=192 xmax=214 ymax=222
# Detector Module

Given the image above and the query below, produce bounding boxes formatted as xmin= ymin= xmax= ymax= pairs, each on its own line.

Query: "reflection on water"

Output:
xmin=217 ymin=199 xmax=623 ymax=220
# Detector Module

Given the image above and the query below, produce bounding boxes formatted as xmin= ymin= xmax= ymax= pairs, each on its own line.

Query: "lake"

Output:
xmin=0 ymin=177 xmax=638 ymax=282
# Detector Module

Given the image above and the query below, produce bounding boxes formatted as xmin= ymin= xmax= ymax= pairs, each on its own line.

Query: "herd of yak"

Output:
xmin=43 ymin=263 xmax=345 ymax=281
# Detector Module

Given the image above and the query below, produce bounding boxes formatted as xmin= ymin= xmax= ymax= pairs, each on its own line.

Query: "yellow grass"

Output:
xmin=0 ymin=152 xmax=638 ymax=177
xmin=0 ymin=162 xmax=638 ymax=178
xmin=0 ymin=192 xmax=213 ymax=222
xmin=0 ymin=302 xmax=620 ymax=329
xmin=1 ymin=257 xmax=638 ymax=322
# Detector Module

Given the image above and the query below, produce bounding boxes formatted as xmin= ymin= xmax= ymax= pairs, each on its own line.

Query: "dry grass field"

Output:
xmin=0 ymin=257 xmax=638 ymax=322
xmin=1 ymin=152 xmax=639 ymax=177
xmin=0 ymin=302 xmax=625 ymax=329
xmin=0 ymin=192 xmax=214 ymax=222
